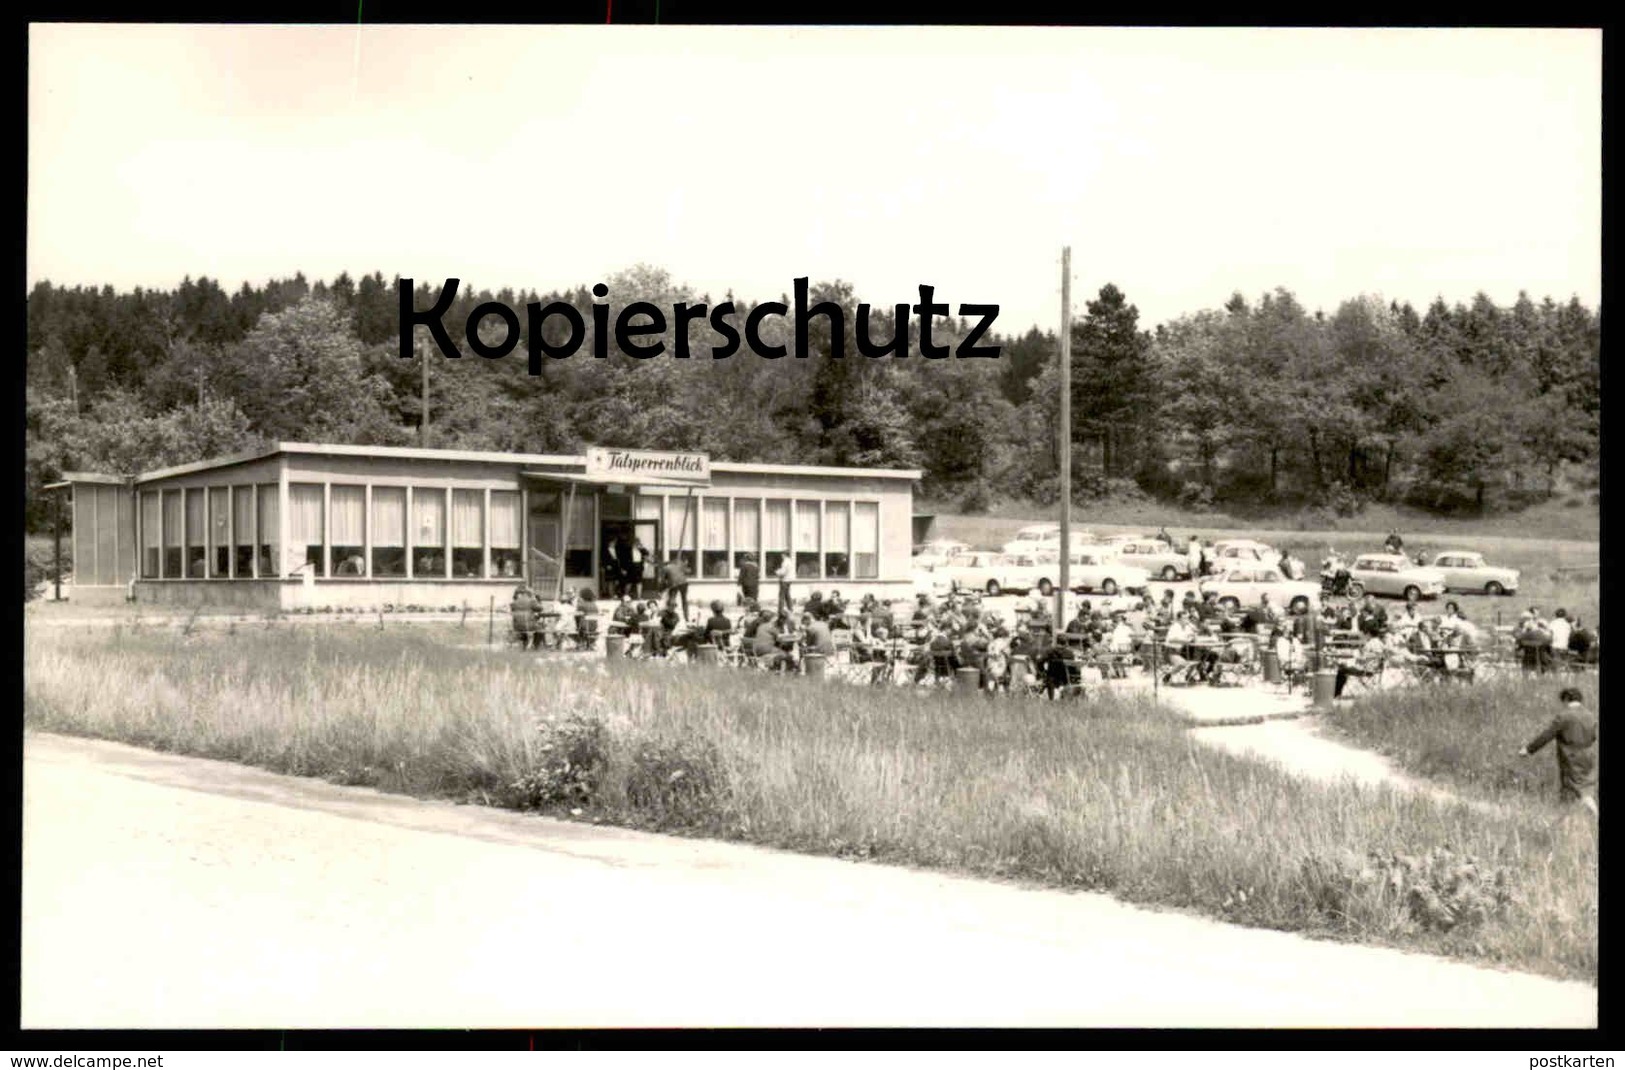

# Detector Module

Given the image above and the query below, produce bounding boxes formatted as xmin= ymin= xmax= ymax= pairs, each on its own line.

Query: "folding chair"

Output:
xmin=1048 ymin=659 xmax=1088 ymax=700
xmin=1338 ymin=651 xmax=1388 ymax=696
xmin=709 ymin=630 xmax=741 ymax=667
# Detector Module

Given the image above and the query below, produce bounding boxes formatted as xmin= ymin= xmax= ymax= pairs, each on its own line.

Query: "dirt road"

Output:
xmin=21 ymin=732 xmax=1594 ymax=1030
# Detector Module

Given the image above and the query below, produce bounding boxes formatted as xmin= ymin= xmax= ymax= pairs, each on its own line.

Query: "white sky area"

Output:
xmin=28 ymin=24 xmax=1600 ymax=333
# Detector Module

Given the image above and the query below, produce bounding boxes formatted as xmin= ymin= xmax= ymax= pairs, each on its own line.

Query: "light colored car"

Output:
xmin=1212 ymin=539 xmax=1278 ymax=567
xmin=932 ymin=551 xmax=1008 ymax=595
xmin=1035 ymin=548 xmax=1151 ymax=596
xmin=1112 ymin=538 xmax=1192 ymax=580
xmin=1199 ymin=565 xmax=1320 ymax=613
xmin=1003 ymin=525 xmax=1099 ymax=556
xmin=990 ymin=553 xmax=1062 ymax=597
xmin=912 ymin=540 xmax=971 ymax=571
xmin=1348 ymin=553 xmax=1447 ymax=601
xmin=1428 ymin=551 xmax=1520 ymax=596
xmin=1099 ymin=533 xmax=1146 ymax=546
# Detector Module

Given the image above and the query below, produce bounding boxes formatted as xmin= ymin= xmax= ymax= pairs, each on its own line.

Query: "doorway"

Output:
xmin=600 ymin=518 xmax=660 ymax=599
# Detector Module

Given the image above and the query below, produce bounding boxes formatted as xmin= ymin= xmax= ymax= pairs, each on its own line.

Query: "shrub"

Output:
xmin=1322 ymin=481 xmax=1366 ymax=519
xmin=506 ymin=714 xmax=609 ymax=810
xmin=958 ymin=483 xmax=992 ymax=515
xmin=1302 ymin=847 xmax=1513 ymax=934
xmin=623 ymin=734 xmax=730 ymax=828
xmin=1177 ymin=481 xmax=1214 ymax=513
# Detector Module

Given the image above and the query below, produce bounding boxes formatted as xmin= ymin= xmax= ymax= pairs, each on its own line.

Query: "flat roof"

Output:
xmin=58 ymin=472 xmax=130 ymax=486
xmin=133 ymin=442 xmax=921 ymax=484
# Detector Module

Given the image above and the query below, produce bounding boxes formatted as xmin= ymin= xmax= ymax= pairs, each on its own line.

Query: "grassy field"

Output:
xmin=1326 ymin=674 xmax=1601 ymax=806
xmin=23 ymin=625 xmax=1597 ymax=982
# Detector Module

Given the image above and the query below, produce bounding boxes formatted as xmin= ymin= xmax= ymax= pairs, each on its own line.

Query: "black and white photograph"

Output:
xmin=22 ymin=24 xmax=1600 ymax=1033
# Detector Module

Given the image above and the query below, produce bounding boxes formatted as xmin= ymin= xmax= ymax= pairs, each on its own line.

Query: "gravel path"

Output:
xmin=22 ymin=731 xmax=1594 ymax=1029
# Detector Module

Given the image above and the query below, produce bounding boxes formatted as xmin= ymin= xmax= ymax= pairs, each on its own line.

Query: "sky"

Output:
xmin=28 ymin=25 xmax=1601 ymax=334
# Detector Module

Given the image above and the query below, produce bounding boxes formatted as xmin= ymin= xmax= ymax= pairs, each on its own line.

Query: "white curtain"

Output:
xmin=257 ymin=486 xmax=280 ymax=545
xmin=330 ymin=486 xmax=365 ymax=545
xmin=233 ymin=487 xmax=254 ymax=548
xmin=489 ymin=491 xmax=520 ymax=548
xmin=452 ymin=490 xmax=483 ymax=547
xmin=702 ymin=499 xmax=728 ymax=549
xmin=666 ymin=495 xmax=694 ymax=552
xmin=852 ymin=502 xmax=878 ymax=554
xmin=795 ymin=501 xmax=819 ymax=551
xmin=141 ymin=492 xmax=161 ymax=551
xmin=763 ymin=500 xmax=790 ymax=550
xmin=413 ymin=488 xmax=446 ymax=546
xmin=732 ymin=499 xmax=760 ymax=551
xmin=185 ymin=489 xmax=206 ymax=546
xmin=210 ymin=487 xmax=230 ymax=545
xmin=163 ymin=491 xmax=184 ymax=547
xmin=290 ymin=485 xmax=324 ymax=545
xmin=371 ymin=487 xmax=405 ymax=547
xmin=822 ymin=501 xmax=849 ymax=552
xmin=635 ymin=495 xmax=663 ymax=522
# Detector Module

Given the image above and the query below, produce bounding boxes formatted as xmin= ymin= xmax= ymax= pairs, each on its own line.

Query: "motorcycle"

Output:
xmin=1320 ymin=568 xmax=1364 ymax=599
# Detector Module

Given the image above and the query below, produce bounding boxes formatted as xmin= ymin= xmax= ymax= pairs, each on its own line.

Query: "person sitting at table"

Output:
xmin=1037 ymin=639 xmax=1083 ymax=699
xmin=1393 ymin=600 xmax=1425 ymax=636
xmin=1334 ymin=634 xmax=1388 ymax=697
xmin=1196 ymin=590 xmax=1227 ymax=627
xmin=1356 ymin=594 xmax=1388 ymax=638
xmin=918 ymin=625 xmax=960 ymax=683
xmin=801 ymin=612 xmax=836 ymax=658
xmin=1010 ymin=624 xmax=1040 ymax=662
xmin=1107 ymin=613 xmax=1136 ymax=655
xmin=826 ymin=590 xmax=848 ymax=620
xmin=704 ymin=600 xmax=733 ymax=643
xmin=751 ymin=613 xmax=788 ymax=671
xmin=805 ymin=591 xmax=828 ymax=622
xmin=912 ymin=595 xmax=934 ymax=626
xmin=984 ymin=626 xmax=1012 ymax=690
xmin=611 ymin=594 xmax=639 ymax=633
xmin=1065 ymin=606 xmax=1093 ymax=637
xmin=551 ymin=590 xmax=578 ymax=647
xmin=1158 ymin=589 xmax=1178 ymax=621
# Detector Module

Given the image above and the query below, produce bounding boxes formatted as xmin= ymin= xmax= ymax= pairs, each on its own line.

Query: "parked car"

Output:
xmin=1212 ymin=539 xmax=1278 ymax=567
xmin=990 ymin=554 xmax=1062 ymax=597
xmin=1199 ymin=565 xmax=1320 ymax=613
xmin=912 ymin=540 xmax=971 ymax=571
xmin=1099 ymin=533 xmax=1146 ymax=547
xmin=1427 ymin=551 xmax=1520 ymax=596
xmin=1347 ymin=553 xmax=1447 ymax=601
xmin=1035 ymin=548 xmax=1151 ymax=596
xmin=1111 ymin=537 xmax=1193 ymax=580
xmin=1002 ymin=525 xmax=1098 ymax=556
xmin=932 ymin=551 xmax=1013 ymax=596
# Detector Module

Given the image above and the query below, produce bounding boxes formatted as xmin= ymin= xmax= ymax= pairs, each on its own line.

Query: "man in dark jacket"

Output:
xmin=1356 ymin=594 xmax=1388 ymax=638
xmin=1519 ymin=688 xmax=1598 ymax=814
xmin=737 ymin=553 xmax=761 ymax=606
xmin=704 ymin=600 xmax=733 ymax=644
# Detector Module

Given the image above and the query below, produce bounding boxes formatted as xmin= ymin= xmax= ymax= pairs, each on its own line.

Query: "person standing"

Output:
xmin=662 ymin=554 xmax=691 ymax=620
xmin=612 ymin=534 xmax=634 ymax=598
xmin=738 ymin=552 xmax=761 ymax=607
xmin=1518 ymin=688 xmax=1598 ymax=814
xmin=775 ymin=558 xmax=794 ymax=615
xmin=1186 ymin=536 xmax=1202 ymax=581
xmin=625 ymin=538 xmax=647 ymax=600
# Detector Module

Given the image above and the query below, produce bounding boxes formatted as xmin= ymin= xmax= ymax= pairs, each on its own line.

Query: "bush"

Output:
xmin=958 ymin=483 xmax=992 ymax=515
xmin=1302 ymin=847 xmax=1513 ymax=934
xmin=1177 ymin=481 xmax=1214 ymax=513
xmin=623 ymin=735 xmax=730 ymax=828
xmin=24 ymin=541 xmax=68 ymax=602
xmin=1321 ymin=481 xmax=1366 ymax=519
xmin=506 ymin=714 xmax=609 ymax=810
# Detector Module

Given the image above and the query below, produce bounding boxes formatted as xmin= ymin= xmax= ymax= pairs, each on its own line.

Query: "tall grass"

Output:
xmin=23 ymin=627 xmax=1597 ymax=982
xmin=1327 ymin=675 xmax=1600 ymax=805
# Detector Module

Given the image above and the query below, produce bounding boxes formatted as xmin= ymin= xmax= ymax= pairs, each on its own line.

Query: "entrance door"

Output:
xmin=600 ymin=519 xmax=660 ymax=598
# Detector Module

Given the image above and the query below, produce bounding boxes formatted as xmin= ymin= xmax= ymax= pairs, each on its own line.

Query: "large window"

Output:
xmin=452 ymin=490 xmax=484 ymax=578
xmin=413 ymin=488 xmax=446 ymax=578
xmin=330 ymin=486 xmax=365 ymax=575
xmin=371 ymin=487 xmax=406 ymax=577
xmin=185 ymin=489 xmax=207 ymax=578
xmin=233 ymin=486 xmax=255 ymax=577
xmin=794 ymin=500 xmax=821 ymax=578
xmin=210 ymin=487 xmax=231 ymax=576
xmin=701 ymin=498 xmax=730 ymax=578
xmin=490 ymin=491 xmax=521 ymax=578
xmin=140 ymin=492 xmax=160 ymax=579
xmin=162 ymin=490 xmax=184 ymax=578
xmin=732 ymin=498 xmax=760 ymax=573
xmin=257 ymin=485 xmax=280 ymax=578
xmin=564 ymin=493 xmax=594 ymax=579
xmin=290 ymin=484 xmax=325 ymax=577
xmin=854 ymin=502 xmax=879 ymax=578
xmin=763 ymin=499 xmax=790 ymax=578
xmin=823 ymin=501 xmax=850 ymax=579
xmin=665 ymin=495 xmax=697 ymax=575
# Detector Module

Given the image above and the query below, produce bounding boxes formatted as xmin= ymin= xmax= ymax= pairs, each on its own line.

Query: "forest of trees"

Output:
xmin=24 ymin=267 xmax=1600 ymax=534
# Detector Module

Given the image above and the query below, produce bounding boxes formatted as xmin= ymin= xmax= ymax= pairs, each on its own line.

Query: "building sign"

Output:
xmin=584 ymin=447 xmax=711 ymax=485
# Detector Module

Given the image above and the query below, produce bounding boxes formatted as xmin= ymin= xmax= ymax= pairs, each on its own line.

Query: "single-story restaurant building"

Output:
xmin=51 ymin=443 xmax=921 ymax=609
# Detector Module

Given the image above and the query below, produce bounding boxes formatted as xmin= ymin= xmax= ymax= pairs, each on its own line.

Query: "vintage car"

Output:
xmin=930 ymin=550 xmax=1008 ymax=595
xmin=1427 ymin=551 xmax=1520 ymax=596
xmin=1198 ymin=564 xmax=1321 ymax=613
xmin=1211 ymin=539 xmax=1278 ymax=567
xmin=1002 ymin=524 xmax=1099 ymax=556
xmin=911 ymin=539 xmax=971 ymax=571
xmin=1111 ymin=537 xmax=1193 ymax=580
xmin=1347 ymin=553 xmax=1447 ymax=601
xmin=1035 ymin=548 xmax=1151 ymax=597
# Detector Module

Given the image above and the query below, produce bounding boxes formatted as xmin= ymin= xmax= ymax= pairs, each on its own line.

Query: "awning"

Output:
xmin=520 ymin=471 xmax=708 ymax=490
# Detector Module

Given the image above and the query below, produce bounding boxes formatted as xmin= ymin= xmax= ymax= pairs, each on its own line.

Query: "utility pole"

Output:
xmin=1055 ymin=247 xmax=1072 ymax=632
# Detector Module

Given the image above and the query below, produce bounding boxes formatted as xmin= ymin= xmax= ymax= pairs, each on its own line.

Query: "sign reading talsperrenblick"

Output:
xmin=584 ymin=447 xmax=711 ymax=485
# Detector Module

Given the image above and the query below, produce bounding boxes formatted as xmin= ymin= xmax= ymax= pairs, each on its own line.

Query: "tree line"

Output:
xmin=24 ymin=266 xmax=1599 ymax=533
